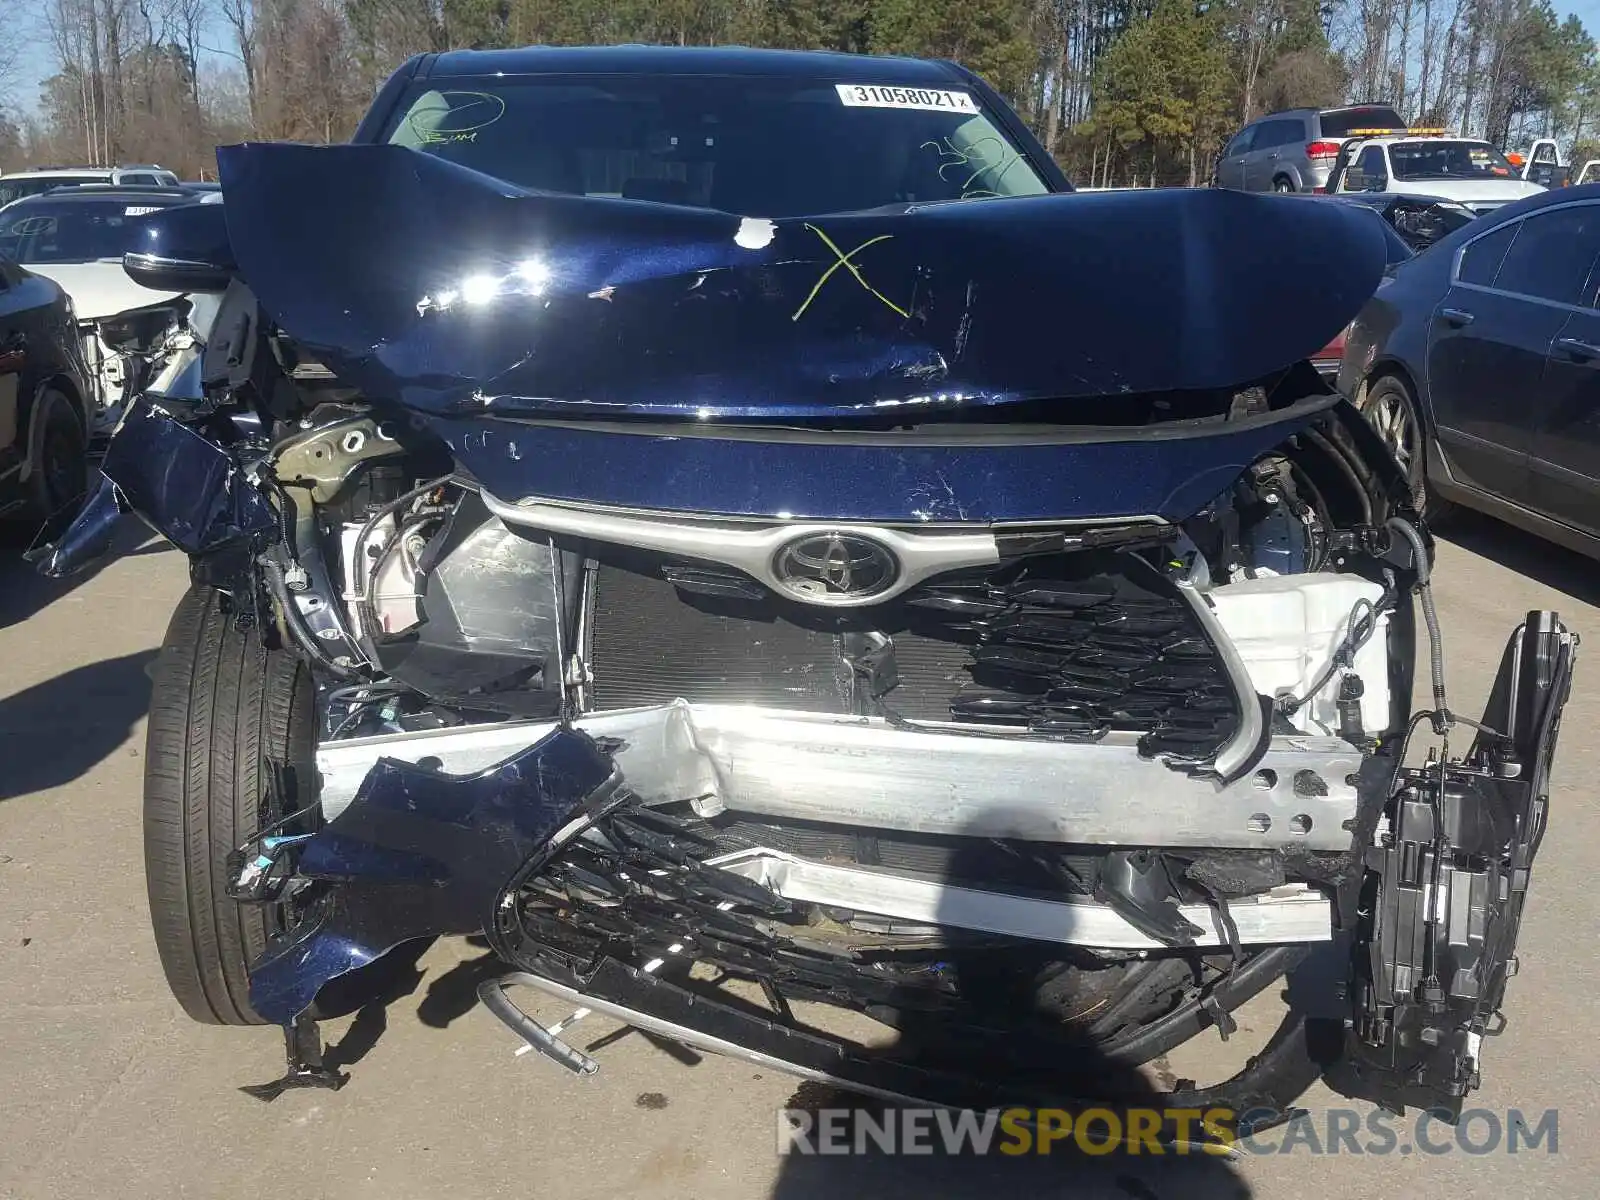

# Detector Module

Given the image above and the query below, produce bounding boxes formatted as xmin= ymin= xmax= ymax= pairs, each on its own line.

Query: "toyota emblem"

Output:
xmin=772 ymin=532 xmax=899 ymax=603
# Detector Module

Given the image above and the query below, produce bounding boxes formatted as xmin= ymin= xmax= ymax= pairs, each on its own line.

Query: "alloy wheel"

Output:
xmin=1366 ymin=386 xmax=1420 ymax=478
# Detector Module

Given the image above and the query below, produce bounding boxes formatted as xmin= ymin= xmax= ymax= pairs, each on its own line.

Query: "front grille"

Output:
xmin=588 ymin=564 xmax=857 ymax=712
xmin=587 ymin=550 xmax=1240 ymax=759
xmin=908 ymin=567 xmax=1239 ymax=756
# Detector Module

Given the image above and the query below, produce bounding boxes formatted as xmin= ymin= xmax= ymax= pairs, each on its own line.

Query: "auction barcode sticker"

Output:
xmin=835 ymin=83 xmax=978 ymax=113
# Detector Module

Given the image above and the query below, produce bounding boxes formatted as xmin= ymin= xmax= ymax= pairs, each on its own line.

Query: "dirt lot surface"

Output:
xmin=2 ymin=510 xmax=1595 ymax=1199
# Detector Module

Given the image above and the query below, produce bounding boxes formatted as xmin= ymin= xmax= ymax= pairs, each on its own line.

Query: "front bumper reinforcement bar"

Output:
xmin=318 ymin=702 xmax=1362 ymax=850
xmin=706 ymin=848 xmax=1332 ymax=949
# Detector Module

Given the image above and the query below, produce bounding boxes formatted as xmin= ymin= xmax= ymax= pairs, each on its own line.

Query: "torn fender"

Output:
xmin=101 ymin=399 xmax=278 ymax=554
xmin=31 ymin=399 xmax=277 ymax=578
xmin=248 ymin=727 xmax=624 ymax=1025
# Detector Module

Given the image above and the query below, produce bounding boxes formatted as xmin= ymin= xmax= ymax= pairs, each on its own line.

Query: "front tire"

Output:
xmin=144 ymin=585 xmax=316 ymax=1025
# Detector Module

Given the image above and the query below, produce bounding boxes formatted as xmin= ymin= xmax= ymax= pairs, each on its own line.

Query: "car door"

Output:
xmin=1526 ymin=202 xmax=1600 ymax=533
xmin=1215 ymin=126 xmax=1255 ymax=189
xmin=1346 ymin=144 xmax=1389 ymax=193
xmin=0 ymin=261 xmax=23 ymax=475
xmin=1331 ymin=143 xmax=1364 ymax=192
xmin=1324 ymin=140 xmax=1359 ymax=193
xmin=1423 ymin=208 xmax=1600 ymax=504
xmin=1258 ymin=117 xmax=1306 ymax=190
xmin=1242 ymin=120 xmax=1285 ymax=190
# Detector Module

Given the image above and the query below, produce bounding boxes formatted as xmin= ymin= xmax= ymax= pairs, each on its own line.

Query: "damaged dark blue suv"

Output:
xmin=37 ymin=47 xmax=1576 ymax=1131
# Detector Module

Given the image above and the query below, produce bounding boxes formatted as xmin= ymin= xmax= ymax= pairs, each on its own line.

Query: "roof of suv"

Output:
xmin=8 ymin=186 xmax=197 ymax=205
xmin=424 ymin=44 xmax=970 ymax=84
xmin=0 ymin=166 xmax=176 ymax=180
xmin=1254 ymin=103 xmax=1404 ymax=120
xmin=0 ymin=167 xmax=113 ymax=178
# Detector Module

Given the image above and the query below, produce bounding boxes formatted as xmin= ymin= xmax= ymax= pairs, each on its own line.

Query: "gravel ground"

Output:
xmin=1 ymin=508 xmax=1595 ymax=1200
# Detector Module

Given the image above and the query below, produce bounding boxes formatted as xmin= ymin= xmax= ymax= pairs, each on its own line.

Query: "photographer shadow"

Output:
xmin=771 ymin=1125 xmax=1250 ymax=1200
xmin=767 ymin=809 xmax=1293 ymax=1200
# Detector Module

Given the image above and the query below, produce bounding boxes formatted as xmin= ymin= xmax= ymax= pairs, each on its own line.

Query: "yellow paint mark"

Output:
xmin=791 ymin=225 xmax=909 ymax=321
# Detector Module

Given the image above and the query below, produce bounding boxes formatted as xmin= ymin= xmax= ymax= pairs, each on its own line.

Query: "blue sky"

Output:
xmin=1568 ymin=0 xmax=1600 ymax=37
xmin=6 ymin=5 xmax=237 ymax=114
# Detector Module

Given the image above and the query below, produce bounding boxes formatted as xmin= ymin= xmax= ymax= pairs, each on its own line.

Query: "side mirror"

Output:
xmin=1342 ymin=167 xmax=1366 ymax=191
xmin=122 ymin=199 xmax=236 ymax=293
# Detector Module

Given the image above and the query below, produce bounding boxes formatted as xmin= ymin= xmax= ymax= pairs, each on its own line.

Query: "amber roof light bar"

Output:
xmin=1343 ymin=126 xmax=1453 ymax=137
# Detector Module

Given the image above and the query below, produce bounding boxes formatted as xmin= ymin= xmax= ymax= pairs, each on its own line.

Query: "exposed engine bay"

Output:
xmin=35 ymin=145 xmax=1576 ymax=1134
xmin=78 ymin=296 xmax=211 ymax=436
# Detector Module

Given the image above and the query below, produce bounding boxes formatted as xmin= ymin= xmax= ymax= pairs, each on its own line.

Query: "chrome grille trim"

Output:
xmin=1176 ymin=578 xmax=1267 ymax=783
xmin=483 ymin=493 xmax=996 ymax=607
xmin=481 ymin=488 xmax=1166 ymax=609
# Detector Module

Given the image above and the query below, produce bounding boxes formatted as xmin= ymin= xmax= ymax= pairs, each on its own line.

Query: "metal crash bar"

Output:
xmin=317 ymin=701 xmax=1363 ymax=850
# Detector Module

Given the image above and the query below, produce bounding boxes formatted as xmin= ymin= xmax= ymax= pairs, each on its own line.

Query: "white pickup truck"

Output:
xmin=1508 ymin=137 xmax=1567 ymax=185
xmin=1326 ymin=129 xmax=1546 ymax=215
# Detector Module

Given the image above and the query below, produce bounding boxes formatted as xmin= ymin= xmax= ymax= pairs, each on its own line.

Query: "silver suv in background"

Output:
xmin=1214 ymin=104 xmax=1406 ymax=193
xmin=0 ymin=165 xmax=181 ymax=208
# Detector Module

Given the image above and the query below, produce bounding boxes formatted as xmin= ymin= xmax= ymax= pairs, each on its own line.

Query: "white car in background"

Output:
xmin=0 ymin=186 xmax=217 ymax=430
xmin=0 ymin=165 xmax=182 ymax=208
xmin=1328 ymin=131 xmax=1546 ymax=215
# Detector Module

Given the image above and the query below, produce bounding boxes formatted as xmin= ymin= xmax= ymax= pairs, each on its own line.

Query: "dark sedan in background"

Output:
xmin=1306 ymin=191 xmax=1462 ymax=377
xmin=1339 ymin=182 xmax=1600 ymax=557
xmin=0 ymin=257 xmax=94 ymax=527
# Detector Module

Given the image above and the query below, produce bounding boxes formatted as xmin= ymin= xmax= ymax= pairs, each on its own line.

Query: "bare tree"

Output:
xmin=103 ymin=0 xmax=128 ymax=158
xmin=6 ymin=0 xmax=1598 ymax=183
xmin=0 ymin=0 xmax=27 ymax=109
xmin=221 ymin=0 xmax=258 ymax=125
xmin=166 ymin=0 xmax=208 ymax=108
xmin=1232 ymin=0 xmax=1290 ymax=121
xmin=43 ymin=0 xmax=98 ymax=162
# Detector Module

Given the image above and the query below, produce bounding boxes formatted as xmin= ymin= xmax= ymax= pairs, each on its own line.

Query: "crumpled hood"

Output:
xmin=215 ymin=142 xmax=1390 ymax=422
xmin=25 ymin=261 xmax=183 ymax=322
